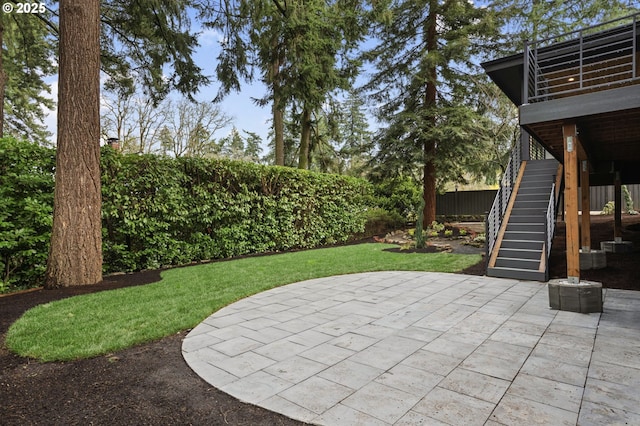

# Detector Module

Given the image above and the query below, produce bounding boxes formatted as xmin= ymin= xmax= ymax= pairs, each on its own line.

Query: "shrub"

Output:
xmin=360 ymin=208 xmax=405 ymax=237
xmin=100 ymin=149 xmax=373 ymax=272
xmin=0 ymin=138 xmax=55 ymax=292
xmin=372 ymin=176 xmax=421 ymax=222
xmin=601 ymin=201 xmax=615 ymax=215
xmin=0 ymin=139 xmax=373 ymax=292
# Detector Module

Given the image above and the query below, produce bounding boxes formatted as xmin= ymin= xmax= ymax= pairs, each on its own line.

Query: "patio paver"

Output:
xmin=182 ymin=271 xmax=640 ymax=425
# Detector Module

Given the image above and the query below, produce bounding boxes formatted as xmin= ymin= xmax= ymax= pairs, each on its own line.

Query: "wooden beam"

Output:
xmin=563 ymin=123 xmax=580 ymax=283
xmin=581 ymin=160 xmax=591 ymax=252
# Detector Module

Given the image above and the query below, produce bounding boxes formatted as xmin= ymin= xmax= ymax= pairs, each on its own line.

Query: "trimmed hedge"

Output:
xmin=101 ymin=149 xmax=372 ymax=272
xmin=0 ymin=139 xmax=55 ymax=292
xmin=0 ymin=138 xmax=372 ymax=292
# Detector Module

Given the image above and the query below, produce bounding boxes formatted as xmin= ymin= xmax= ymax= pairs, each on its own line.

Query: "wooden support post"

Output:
xmin=563 ymin=123 xmax=580 ymax=283
xmin=581 ymin=160 xmax=591 ymax=252
xmin=614 ymin=172 xmax=622 ymax=242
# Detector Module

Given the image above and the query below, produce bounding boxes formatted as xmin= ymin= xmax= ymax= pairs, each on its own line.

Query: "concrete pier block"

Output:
xmin=580 ymin=249 xmax=607 ymax=270
xmin=548 ymin=279 xmax=603 ymax=313
xmin=600 ymin=240 xmax=633 ymax=253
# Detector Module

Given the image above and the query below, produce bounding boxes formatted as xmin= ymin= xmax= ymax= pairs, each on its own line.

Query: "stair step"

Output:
xmin=518 ymin=186 xmax=553 ymax=194
xmin=495 ymin=257 xmax=540 ymax=270
xmin=500 ymin=239 xmax=544 ymax=250
xmin=508 ymin=215 xmax=545 ymax=223
xmin=487 ymin=266 xmax=546 ymax=281
xmin=514 ymin=200 xmax=549 ymax=208
xmin=516 ymin=193 xmax=551 ymax=201
xmin=504 ymin=230 xmax=545 ymax=241
xmin=498 ymin=248 xmax=543 ymax=259
xmin=507 ymin=223 xmax=545 ymax=232
xmin=520 ymin=177 xmax=554 ymax=185
xmin=525 ymin=166 xmax=558 ymax=173
xmin=510 ymin=207 xmax=547 ymax=216
xmin=526 ymin=160 xmax=559 ymax=168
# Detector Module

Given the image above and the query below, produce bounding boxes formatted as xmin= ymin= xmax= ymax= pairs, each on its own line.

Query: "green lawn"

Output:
xmin=6 ymin=243 xmax=481 ymax=362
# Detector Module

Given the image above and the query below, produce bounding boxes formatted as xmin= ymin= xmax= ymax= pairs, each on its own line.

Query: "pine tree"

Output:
xmin=46 ymin=0 xmax=102 ymax=288
xmin=0 ymin=9 xmax=56 ymax=143
xmin=242 ymin=130 xmax=263 ymax=163
xmin=363 ymin=0 xmax=499 ymax=226
xmin=210 ymin=0 xmax=368 ymax=168
xmin=494 ymin=0 xmax=638 ymax=50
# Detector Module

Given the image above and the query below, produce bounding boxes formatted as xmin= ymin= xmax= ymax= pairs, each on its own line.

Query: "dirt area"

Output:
xmin=1 ymin=215 xmax=638 ymax=425
xmin=548 ymin=214 xmax=640 ymax=290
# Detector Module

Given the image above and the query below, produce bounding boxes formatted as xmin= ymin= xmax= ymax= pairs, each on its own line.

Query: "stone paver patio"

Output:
xmin=182 ymin=271 xmax=640 ymax=425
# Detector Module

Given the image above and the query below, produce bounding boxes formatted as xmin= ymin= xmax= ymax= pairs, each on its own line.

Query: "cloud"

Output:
xmin=198 ymin=27 xmax=224 ymax=48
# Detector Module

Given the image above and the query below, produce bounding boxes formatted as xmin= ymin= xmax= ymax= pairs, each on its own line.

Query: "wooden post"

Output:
xmin=614 ymin=172 xmax=623 ymax=242
xmin=581 ymin=160 xmax=591 ymax=252
xmin=563 ymin=123 xmax=580 ymax=283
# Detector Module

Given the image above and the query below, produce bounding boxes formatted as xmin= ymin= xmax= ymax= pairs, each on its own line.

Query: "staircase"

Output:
xmin=487 ymin=159 xmax=560 ymax=281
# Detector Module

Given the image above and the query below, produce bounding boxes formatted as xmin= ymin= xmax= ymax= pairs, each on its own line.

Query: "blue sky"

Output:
xmin=43 ymin=24 xmax=274 ymax=147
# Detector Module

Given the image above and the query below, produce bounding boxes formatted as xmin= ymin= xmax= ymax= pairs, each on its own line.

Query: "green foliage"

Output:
xmin=623 ymin=185 xmax=638 ymax=215
xmin=100 ymin=147 xmax=372 ymax=273
xmin=0 ymin=138 xmax=55 ymax=292
xmin=100 ymin=0 xmax=211 ymax=101
xmin=363 ymin=0 xmax=500 ymax=193
xmin=0 ymin=139 xmax=371 ymax=291
xmin=361 ymin=208 xmax=405 ymax=237
xmin=1 ymin=11 xmax=57 ymax=143
xmin=601 ymin=188 xmax=639 ymax=216
xmin=372 ymin=176 xmax=422 ymax=222
xmin=601 ymin=201 xmax=615 ymax=215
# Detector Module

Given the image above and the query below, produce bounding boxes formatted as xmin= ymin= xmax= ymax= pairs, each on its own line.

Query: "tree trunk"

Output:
xmin=271 ymin=37 xmax=285 ymax=166
xmin=45 ymin=0 xmax=102 ymax=288
xmin=273 ymin=98 xmax=284 ymax=165
xmin=298 ymin=106 xmax=312 ymax=169
xmin=422 ymin=0 xmax=438 ymax=228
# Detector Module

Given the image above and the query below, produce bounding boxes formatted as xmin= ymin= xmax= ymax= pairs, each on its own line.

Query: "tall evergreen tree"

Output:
xmin=364 ymin=0 xmax=498 ymax=226
xmin=46 ymin=0 xmax=102 ymax=288
xmin=0 ymin=9 xmax=56 ymax=143
xmin=100 ymin=0 xmax=212 ymax=102
xmin=242 ymin=130 xmax=263 ymax=163
xmin=210 ymin=0 xmax=368 ymax=168
xmin=494 ymin=0 xmax=638 ymax=50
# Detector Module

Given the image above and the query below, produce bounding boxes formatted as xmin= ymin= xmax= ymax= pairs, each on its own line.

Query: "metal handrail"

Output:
xmin=524 ymin=12 xmax=639 ymax=104
xmin=544 ymin=182 xmax=557 ymax=280
xmin=486 ymin=140 xmax=522 ymax=263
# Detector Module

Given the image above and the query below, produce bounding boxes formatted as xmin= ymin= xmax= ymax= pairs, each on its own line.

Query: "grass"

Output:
xmin=6 ymin=243 xmax=481 ymax=362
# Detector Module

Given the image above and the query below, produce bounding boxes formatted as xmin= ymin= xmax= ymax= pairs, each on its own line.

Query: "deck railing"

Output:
xmin=524 ymin=12 xmax=639 ymax=103
xmin=485 ymin=139 xmax=522 ymax=263
xmin=543 ymin=182 xmax=557 ymax=281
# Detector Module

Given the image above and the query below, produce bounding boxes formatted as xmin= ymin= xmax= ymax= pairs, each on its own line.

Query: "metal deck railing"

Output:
xmin=485 ymin=138 xmax=522 ymax=263
xmin=524 ymin=12 xmax=639 ymax=103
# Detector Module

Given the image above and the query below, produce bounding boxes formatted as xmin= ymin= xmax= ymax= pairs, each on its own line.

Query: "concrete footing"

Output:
xmin=548 ymin=279 xmax=603 ymax=313
xmin=600 ymin=240 xmax=633 ymax=253
xmin=580 ymin=249 xmax=607 ymax=270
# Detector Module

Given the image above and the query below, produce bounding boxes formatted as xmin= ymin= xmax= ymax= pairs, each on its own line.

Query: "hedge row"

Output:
xmin=0 ymin=138 xmax=373 ymax=292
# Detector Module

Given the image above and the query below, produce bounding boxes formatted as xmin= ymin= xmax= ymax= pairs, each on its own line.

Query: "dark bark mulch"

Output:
xmin=0 ymin=271 xmax=304 ymax=426
xmin=1 ymin=216 xmax=638 ymax=425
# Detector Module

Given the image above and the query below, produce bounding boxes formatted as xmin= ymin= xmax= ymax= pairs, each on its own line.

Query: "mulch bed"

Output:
xmin=1 ymin=215 xmax=639 ymax=425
